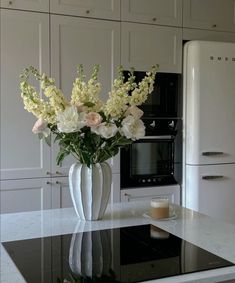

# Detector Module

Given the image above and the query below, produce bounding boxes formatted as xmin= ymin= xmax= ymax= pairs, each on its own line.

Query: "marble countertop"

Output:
xmin=1 ymin=201 xmax=235 ymax=283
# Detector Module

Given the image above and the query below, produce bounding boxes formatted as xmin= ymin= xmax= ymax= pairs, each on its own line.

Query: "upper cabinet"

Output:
xmin=121 ymin=22 xmax=182 ymax=73
xmin=183 ymin=0 xmax=235 ymax=32
xmin=0 ymin=0 xmax=49 ymax=12
xmin=50 ymin=0 xmax=120 ymax=20
xmin=121 ymin=0 xmax=182 ymax=27
xmin=0 ymin=9 xmax=51 ymax=180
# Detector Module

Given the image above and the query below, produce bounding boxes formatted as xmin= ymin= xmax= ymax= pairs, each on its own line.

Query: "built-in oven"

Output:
xmin=120 ymin=118 xmax=181 ymax=188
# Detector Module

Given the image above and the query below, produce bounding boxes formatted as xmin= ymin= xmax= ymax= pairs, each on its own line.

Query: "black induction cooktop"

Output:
xmin=2 ymin=224 xmax=234 ymax=283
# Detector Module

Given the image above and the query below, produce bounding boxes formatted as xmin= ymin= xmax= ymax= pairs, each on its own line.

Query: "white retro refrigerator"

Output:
xmin=183 ymin=40 xmax=235 ymax=225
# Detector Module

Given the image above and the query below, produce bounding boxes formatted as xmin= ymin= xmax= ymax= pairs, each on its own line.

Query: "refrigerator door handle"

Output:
xmin=202 ymin=175 xmax=224 ymax=180
xmin=202 ymin=151 xmax=224 ymax=156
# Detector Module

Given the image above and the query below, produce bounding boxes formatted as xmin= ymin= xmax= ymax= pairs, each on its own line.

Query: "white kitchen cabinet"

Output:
xmin=121 ymin=0 xmax=182 ymax=27
xmin=183 ymin=0 xmax=235 ymax=32
xmin=51 ymin=177 xmax=73 ymax=209
xmin=0 ymin=9 xmax=50 ymax=180
xmin=0 ymin=0 xmax=49 ymax=12
xmin=0 ymin=178 xmax=52 ymax=213
xmin=183 ymin=28 xmax=235 ymax=43
xmin=50 ymin=0 xmax=120 ymax=20
xmin=120 ymin=185 xmax=180 ymax=204
xmin=50 ymin=14 xmax=121 ymax=175
xmin=121 ymin=22 xmax=182 ymax=73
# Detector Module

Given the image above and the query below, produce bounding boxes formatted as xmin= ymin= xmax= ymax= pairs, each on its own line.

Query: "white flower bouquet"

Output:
xmin=20 ymin=65 xmax=158 ymax=167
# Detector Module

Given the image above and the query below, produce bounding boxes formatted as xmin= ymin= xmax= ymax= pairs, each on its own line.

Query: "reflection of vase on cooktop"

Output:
xmin=69 ymin=229 xmax=111 ymax=278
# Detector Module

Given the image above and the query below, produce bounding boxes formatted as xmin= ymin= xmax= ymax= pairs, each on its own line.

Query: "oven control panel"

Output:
xmin=143 ymin=118 xmax=179 ymax=136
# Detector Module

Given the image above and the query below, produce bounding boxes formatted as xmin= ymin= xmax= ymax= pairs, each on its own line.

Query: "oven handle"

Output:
xmin=141 ymin=135 xmax=174 ymax=140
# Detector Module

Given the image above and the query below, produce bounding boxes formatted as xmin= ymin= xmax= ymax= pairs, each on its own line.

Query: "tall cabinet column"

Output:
xmin=0 ymin=9 xmax=51 ymax=213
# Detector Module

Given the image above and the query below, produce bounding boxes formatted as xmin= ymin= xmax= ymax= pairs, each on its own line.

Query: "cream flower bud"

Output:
xmin=125 ymin=105 xmax=144 ymax=119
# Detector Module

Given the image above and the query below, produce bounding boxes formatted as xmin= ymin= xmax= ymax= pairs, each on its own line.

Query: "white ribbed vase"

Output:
xmin=69 ymin=162 xmax=112 ymax=220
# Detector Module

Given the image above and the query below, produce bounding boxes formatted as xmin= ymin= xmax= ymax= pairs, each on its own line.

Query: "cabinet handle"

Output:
xmin=56 ymin=171 xmax=62 ymax=175
xmin=8 ymin=1 xmax=12 ymax=5
xmin=212 ymin=24 xmax=217 ymax=28
xmin=55 ymin=181 xmax=68 ymax=186
xmin=46 ymin=181 xmax=52 ymax=185
xmin=202 ymin=175 xmax=224 ymax=180
xmin=46 ymin=171 xmax=52 ymax=175
xmin=152 ymin=17 xmax=157 ymax=22
xmin=86 ymin=10 xmax=90 ymax=14
xmin=202 ymin=151 xmax=224 ymax=156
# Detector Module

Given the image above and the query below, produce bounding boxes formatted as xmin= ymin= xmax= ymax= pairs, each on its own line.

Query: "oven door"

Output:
xmin=120 ymin=136 xmax=177 ymax=188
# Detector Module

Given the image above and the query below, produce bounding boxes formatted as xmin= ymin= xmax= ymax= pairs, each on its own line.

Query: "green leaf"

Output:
xmin=56 ymin=148 xmax=70 ymax=166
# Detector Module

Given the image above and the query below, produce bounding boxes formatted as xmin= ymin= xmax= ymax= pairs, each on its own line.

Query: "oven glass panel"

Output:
xmin=131 ymin=141 xmax=173 ymax=176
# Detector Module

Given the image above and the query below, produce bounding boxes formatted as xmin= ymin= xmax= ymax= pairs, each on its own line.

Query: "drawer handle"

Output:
xmin=56 ymin=171 xmax=62 ymax=175
xmin=86 ymin=10 xmax=90 ymax=14
xmin=202 ymin=151 xmax=224 ymax=156
xmin=202 ymin=175 xmax=224 ymax=180
xmin=152 ymin=17 xmax=157 ymax=22
xmin=212 ymin=24 xmax=217 ymax=28
xmin=55 ymin=181 xmax=67 ymax=186
xmin=46 ymin=171 xmax=52 ymax=175
xmin=8 ymin=1 xmax=12 ymax=5
xmin=46 ymin=181 xmax=52 ymax=185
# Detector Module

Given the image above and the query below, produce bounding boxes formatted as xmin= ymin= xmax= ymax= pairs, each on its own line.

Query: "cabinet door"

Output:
xmin=50 ymin=15 xmax=121 ymax=175
xmin=183 ymin=0 xmax=235 ymax=32
xmin=51 ymin=177 xmax=73 ymax=209
xmin=120 ymin=185 xmax=180 ymax=204
xmin=121 ymin=0 xmax=182 ymax=27
xmin=0 ymin=10 xmax=50 ymax=180
xmin=183 ymin=28 xmax=235 ymax=43
xmin=121 ymin=22 xmax=182 ymax=73
xmin=50 ymin=0 xmax=120 ymax=20
xmin=0 ymin=178 xmax=52 ymax=213
xmin=0 ymin=0 xmax=49 ymax=12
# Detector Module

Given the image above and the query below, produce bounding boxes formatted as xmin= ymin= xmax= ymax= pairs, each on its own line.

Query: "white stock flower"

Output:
xmin=121 ymin=115 xmax=145 ymax=140
xmin=56 ymin=106 xmax=85 ymax=133
xmin=91 ymin=122 xmax=118 ymax=139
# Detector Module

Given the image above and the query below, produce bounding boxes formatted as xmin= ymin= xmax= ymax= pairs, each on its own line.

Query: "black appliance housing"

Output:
xmin=120 ymin=71 xmax=182 ymax=188
xmin=120 ymin=118 xmax=181 ymax=188
xmin=123 ymin=71 xmax=181 ymax=118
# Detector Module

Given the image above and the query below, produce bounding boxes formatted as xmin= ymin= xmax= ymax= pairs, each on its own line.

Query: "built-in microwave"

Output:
xmin=123 ymin=71 xmax=181 ymax=118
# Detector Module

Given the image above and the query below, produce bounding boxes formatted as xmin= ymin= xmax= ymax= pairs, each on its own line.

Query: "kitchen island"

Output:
xmin=1 ymin=201 xmax=235 ymax=283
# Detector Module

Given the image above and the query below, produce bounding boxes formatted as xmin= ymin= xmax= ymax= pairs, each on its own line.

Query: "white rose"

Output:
xmin=57 ymin=106 xmax=85 ymax=133
xmin=125 ymin=105 xmax=144 ymax=119
xmin=91 ymin=122 xmax=118 ymax=139
xmin=121 ymin=115 xmax=145 ymax=140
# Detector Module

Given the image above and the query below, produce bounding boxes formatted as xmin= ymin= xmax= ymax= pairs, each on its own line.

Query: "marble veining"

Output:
xmin=1 ymin=201 xmax=235 ymax=283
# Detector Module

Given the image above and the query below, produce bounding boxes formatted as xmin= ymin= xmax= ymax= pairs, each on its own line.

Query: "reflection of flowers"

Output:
xmin=20 ymin=64 xmax=158 ymax=167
